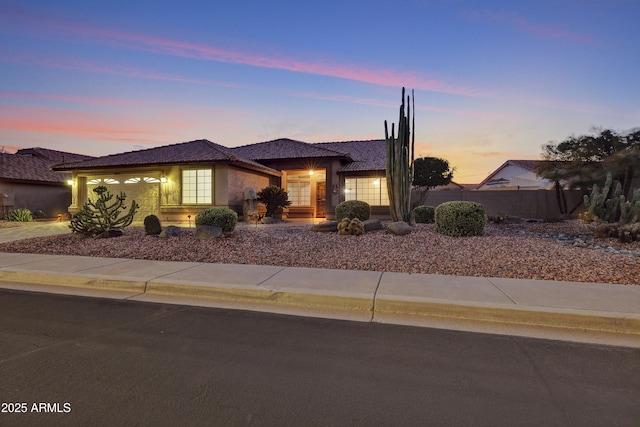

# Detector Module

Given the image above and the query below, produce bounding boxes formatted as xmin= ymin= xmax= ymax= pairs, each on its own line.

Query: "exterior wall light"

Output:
xmin=66 ymin=179 xmax=74 ymax=186
xmin=160 ymin=177 xmax=167 ymax=183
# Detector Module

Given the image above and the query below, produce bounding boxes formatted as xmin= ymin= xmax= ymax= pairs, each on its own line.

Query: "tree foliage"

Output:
xmin=537 ymin=128 xmax=640 ymax=199
xmin=412 ymin=157 xmax=454 ymax=189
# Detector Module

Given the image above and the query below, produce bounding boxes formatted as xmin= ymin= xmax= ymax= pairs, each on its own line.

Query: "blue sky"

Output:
xmin=1 ymin=0 xmax=638 ymax=182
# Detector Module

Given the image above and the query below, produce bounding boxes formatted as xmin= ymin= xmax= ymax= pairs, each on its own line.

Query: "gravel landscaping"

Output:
xmin=0 ymin=220 xmax=638 ymax=286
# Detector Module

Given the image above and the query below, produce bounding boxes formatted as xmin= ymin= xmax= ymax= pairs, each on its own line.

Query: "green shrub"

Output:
xmin=195 ymin=207 xmax=238 ymax=232
xmin=434 ymin=201 xmax=486 ymax=237
xmin=335 ymin=200 xmax=371 ymax=222
xmin=256 ymin=185 xmax=291 ymax=217
xmin=5 ymin=208 xmax=33 ymax=222
xmin=413 ymin=205 xmax=435 ymax=224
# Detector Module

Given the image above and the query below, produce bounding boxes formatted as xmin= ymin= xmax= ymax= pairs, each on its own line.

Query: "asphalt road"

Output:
xmin=1 ymin=289 xmax=639 ymax=426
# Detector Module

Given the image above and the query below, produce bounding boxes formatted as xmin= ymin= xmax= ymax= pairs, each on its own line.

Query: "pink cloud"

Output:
xmin=1 ymin=5 xmax=487 ymax=97
xmin=465 ymin=10 xmax=601 ymax=45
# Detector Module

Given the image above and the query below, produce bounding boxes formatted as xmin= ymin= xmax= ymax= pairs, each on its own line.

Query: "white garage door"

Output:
xmin=86 ymin=176 xmax=160 ymax=222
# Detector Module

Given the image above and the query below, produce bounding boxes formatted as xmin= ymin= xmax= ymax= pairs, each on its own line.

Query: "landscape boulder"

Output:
xmin=363 ymin=219 xmax=382 ymax=232
xmin=159 ymin=225 xmax=181 ymax=238
xmin=312 ymin=221 xmax=339 ymax=232
xmin=260 ymin=216 xmax=277 ymax=224
xmin=98 ymin=227 xmax=124 ymax=238
xmin=194 ymin=225 xmax=222 ymax=240
xmin=386 ymin=221 xmax=412 ymax=236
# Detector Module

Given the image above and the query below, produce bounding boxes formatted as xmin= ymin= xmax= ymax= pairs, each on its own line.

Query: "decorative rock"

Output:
xmin=194 ymin=225 xmax=222 ymax=240
xmin=98 ymin=227 xmax=124 ymax=238
xmin=503 ymin=216 xmax=522 ymax=224
xmin=312 ymin=221 xmax=338 ymax=232
xmin=260 ymin=216 xmax=277 ymax=224
xmin=243 ymin=187 xmax=259 ymax=222
xmin=159 ymin=225 xmax=181 ymax=238
xmin=386 ymin=221 xmax=412 ymax=236
xmin=144 ymin=214 xmax=162 ymax=235
xmin=363 ymin=219 xmax=382 ymax=231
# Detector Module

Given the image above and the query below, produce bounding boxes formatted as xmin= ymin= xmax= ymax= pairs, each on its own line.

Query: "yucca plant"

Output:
xmin=257 ymin=185 xmax=291 ymax=217
xmin=5 ymin=208 xmax=33 ymax=222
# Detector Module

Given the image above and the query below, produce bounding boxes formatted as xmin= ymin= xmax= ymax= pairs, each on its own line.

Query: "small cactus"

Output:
xmin=337 ymin=217 xmax=365 ymax=236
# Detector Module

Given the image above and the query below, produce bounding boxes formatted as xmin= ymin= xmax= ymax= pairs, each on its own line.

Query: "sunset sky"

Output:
xmin=1 ymin=0 xmax=638 ymax=182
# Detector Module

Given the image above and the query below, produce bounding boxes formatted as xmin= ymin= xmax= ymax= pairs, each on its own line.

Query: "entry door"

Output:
xmin=316 ymin=182 xmax=326 ymax=218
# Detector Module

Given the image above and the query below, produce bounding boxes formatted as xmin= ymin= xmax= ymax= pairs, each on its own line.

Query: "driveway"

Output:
xmin=0 ymin=222 xmax=70 ymax=243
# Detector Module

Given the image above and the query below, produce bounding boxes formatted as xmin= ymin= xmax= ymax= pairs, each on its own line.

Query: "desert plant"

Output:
xmin=144 ymin=214 xmax=162 ymax=235
xmin=5 ymin=208 xmax=33 ymax=222
xmin=413 ymin=205 xmax=435 ymax=224
xmin=335 ymin=200 xmax=371 ymax=222
xmin=257 ymin=185 xmax=291 ymax=218
xmin=337 ymin=217 xmax=365 ymax=236
xmin=195 ymin=207 xmax=238 ymax=232
xmin=385 ymin=87 xmax=415 ymax=223
xmin=581 ymin=172 xmax=640 ymax=224
xmin=434 ymin=201 xmax=486 ymax=237
xmin=595 ymin=222 xmax=640 ymax=242
xmin=70 ymin=186 xmax=138 ymax=237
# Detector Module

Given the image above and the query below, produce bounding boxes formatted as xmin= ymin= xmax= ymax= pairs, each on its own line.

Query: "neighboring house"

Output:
xmin=0 ymin=147 xmax=93 ymax=218
xmin=54 ymin=138 xmax=389 ymax=222
xmin=477 ymin=160 xmax=554 ymax=190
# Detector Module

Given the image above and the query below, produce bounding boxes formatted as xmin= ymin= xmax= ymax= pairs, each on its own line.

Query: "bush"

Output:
xmin=195 ymin=207 xmax=238 ymax=232
xmin=257 ymin=186 xmax=291 ymax=218
xmin=5 ymin=208 xmax=33 ymax=222
xmin=335 ymin=200 xmax=371 ymax=222
xmin=434 ymin=201 xmax=486 ymax=237
xmin=144 ymin=215 xmax=162 ymax=235
xmin=413 ymin=205 xmax=435 ymax=224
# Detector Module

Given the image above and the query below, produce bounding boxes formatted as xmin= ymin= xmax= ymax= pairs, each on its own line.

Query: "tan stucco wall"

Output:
xmin=226 ymin=166 xmax=272 ymax=211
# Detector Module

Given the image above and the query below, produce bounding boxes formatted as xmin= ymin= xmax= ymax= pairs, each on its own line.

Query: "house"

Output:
xmin=54 ymin=138 xmax=389 ymax=222
xmin=0 ymin=147 xmax=93 ymax=218
xmin=477 ymin=160 xmax=554 ymax=190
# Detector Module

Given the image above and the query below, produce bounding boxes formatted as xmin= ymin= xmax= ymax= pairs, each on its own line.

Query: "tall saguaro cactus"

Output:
xmin=384 ymin=87 xmax=415 ymax=222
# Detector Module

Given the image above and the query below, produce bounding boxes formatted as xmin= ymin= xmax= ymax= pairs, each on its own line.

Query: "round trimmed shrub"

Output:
xmin=434 ymin=201 xmax=486 ymax=237
xmin=413 ymin=205 xmax=435 ymax=224
xmin=335 ymin=200 xmax=371 ymax=222
xmin=195 ymin=207 xmax=238 ymax=232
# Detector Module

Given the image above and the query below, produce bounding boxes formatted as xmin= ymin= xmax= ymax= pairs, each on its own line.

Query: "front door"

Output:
xmin=316 ymin=182 xmax=326 ymax=218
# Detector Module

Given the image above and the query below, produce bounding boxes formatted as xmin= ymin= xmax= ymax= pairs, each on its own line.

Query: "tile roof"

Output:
xmin=0 ymin=148 xmax=93 ymax=184
xmin=317 ymin=140 xmax=387 ymax=173
xmin=233 ymin=138 xmax=352 ymax=161
xmin=54 ymin=139 xmax=281 ymax=176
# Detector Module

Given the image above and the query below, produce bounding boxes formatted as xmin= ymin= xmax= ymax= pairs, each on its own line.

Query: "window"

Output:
xmin=87 ymin=178 xmax=120 ymax=184
xmin=182 ymin=169 xmax=212 ymax=204
xmin=344 ymin=177 xmax=389 ymax=206
xmin=287 ymin=181 xmax=311 ymax=206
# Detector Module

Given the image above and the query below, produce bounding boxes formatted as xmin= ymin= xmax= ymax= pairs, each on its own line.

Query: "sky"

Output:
xmin=1 ymin=0 xmax=638 ymax=183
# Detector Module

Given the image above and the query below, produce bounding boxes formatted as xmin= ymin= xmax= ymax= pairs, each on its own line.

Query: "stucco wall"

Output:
xmin=226 ymin=166 xmax=272 ymax=212
xmin=0 ymin=181 xmax=71 ymax=218
xmin=415 ymin=189 xmax=586 ymax=220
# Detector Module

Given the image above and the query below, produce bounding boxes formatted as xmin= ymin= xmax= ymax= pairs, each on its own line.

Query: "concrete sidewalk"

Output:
xmin=0 ymin=251 xmax=639 ymax=348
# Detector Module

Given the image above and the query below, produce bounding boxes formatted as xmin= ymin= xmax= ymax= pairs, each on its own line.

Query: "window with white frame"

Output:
xmin=182 ymin=169 xmax=212 ymax=204
xmin=344 ymin=177 xmax=389 ymax=206
xmin=287 ymin=181 xmax=311 ymax=206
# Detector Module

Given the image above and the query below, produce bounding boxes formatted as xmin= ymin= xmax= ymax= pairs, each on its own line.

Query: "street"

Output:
xmin=1 ymin=289 xmax=638 ymax=426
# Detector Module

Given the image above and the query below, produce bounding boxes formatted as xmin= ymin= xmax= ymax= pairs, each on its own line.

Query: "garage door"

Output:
xmin=86 ymin=176 xmax=160 ymax=222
